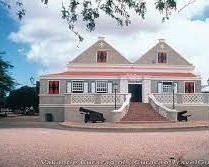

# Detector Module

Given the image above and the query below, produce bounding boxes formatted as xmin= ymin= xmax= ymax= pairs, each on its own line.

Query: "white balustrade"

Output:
xmin=101 ymin=94 xmax=125 ymax=104
xmin=69 ymin=93 xmax=127 ymax=104
xmin=182 ymin=94 xmax=204 ymax=104
xmin=153 ymin=94 xmax=177 ymax=104
xmin=149 ymin=95 xmax=178 ymax=121
xmin=110 ymin=94 xmax=132 ymax=122
xmin=153 ymin=93 xmax=207 ymax=104
xmin=71 ymin=94 xmax=95 ymax=104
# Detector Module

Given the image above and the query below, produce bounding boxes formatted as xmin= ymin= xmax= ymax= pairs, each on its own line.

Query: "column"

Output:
xmin=143 ymin=79 xmax=151 ymax=103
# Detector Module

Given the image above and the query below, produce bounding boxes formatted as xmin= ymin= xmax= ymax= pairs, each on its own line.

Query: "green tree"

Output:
xmin=0 ymin=0 xmax=196 ymax=43
xmin=0 ymin=55 xmax=15 ymax=108
xmin=7 ymin=86 xmax=38 ymax=111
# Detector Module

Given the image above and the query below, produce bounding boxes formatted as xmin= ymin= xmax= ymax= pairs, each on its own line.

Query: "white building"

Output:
xmin=39 ymin=37 xmax=209 ymax=122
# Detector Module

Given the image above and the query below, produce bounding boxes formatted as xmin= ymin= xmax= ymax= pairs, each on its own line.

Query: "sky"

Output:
xmin=0 ymin=0 xmax=209 ymax=86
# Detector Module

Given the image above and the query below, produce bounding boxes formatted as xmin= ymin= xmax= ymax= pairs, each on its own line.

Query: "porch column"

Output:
xmin=143 ymin=79 xmax=151 ymax=103
xmin=120 ymin=79 xmax=128 ymax=93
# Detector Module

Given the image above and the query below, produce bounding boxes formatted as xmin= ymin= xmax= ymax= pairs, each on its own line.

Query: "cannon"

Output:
xmin=177 ymin=110 xmax=191 ymax=122
xmin=79 ymin=107 xmax=106 ymax=123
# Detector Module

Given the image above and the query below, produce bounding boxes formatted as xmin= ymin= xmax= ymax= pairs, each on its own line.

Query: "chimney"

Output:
xmin=98 ymin=37 xmax=105 ymax=40
xmin=207 ymin=78 xmax=209 ymax=85
xmin=158 ymin=39 xmax=165 ymax=43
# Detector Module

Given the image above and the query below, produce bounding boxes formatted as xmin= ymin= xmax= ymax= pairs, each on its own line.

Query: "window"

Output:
xmin=158 ymin=52 xmax=167 ymax=63
xmin=48 ymin=81 xmax=59 ymax=94
xmin=96 ymin=81 xmax=107 ymax=93
xmin=162 ymin=82 xmax=173 ymax=93
xmin=158 ymin=81 xmax=177 ymax=93
xmin=185 ymin=82 xmax=194 ymax=93
xmin=72 ymin=81 xmax=83 ymax=93
xmin=97 ymin=51 xmax=107 ymax=63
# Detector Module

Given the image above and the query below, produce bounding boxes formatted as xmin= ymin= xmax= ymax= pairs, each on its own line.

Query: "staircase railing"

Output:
xmin=110 ymin=94 xmax=132 ymax=122
xmin=149 ymin=94 xmax=178 ymax=121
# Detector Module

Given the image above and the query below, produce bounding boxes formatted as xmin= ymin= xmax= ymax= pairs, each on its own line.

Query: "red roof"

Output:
xmin=50 ymin=71 xmax=196 ymax=77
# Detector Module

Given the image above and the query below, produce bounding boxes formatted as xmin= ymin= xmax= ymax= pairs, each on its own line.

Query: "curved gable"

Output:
xmin=70 ymin=37 xmax=130 ymax=64
xmin=134 ymin=40 xmax=192 ymax=66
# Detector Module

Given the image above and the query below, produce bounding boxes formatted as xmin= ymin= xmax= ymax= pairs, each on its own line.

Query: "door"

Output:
xmin=128 ymin=84 xmax=142 ymax=102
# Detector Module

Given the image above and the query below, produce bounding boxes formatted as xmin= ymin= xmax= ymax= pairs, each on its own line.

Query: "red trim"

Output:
xmin=50 ymin=71 xmax=196 ymax=77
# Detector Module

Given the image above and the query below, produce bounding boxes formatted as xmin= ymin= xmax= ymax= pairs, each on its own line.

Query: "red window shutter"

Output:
xmin=190 ymin=82 xmax=194 ymax=93
xmin=185 ymin=82 xmax=188 ymax=93
xmin=49 ymin=81 xmax=59 ymax=94
xmin=185 ymin=82 xmax=194 ymax=93
xmin=97 ymin=51 xmax=101 ymax=63
xmin=97 ymin=51 xmax=107 ymax=63
xmin=188 ymin=82 xmax=192 ymax=93
xmin=162 ymin=52 xmax=166 ymax=63
xmin=49 ymin=81 xmax=53 ymax=94
xmin=54 ymin=81 xmax=59 ymax=94
xmin=158 ymin=52 xmax=167 ymax=63
xmin=158 ymin=52 xmax=161 ymax=63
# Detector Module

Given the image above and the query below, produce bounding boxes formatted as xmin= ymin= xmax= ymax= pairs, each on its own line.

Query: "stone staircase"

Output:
xmin=120 ymin=102 xmax=170 ymax=123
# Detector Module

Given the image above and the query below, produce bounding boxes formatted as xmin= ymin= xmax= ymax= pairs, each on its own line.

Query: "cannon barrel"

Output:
xmin=178 ymin=110 xmax=187 ymax=115
xmin=79 ymin=107 xmax=106 ymax=123
xmin=79 ymin=107 xmax=98 ymax=114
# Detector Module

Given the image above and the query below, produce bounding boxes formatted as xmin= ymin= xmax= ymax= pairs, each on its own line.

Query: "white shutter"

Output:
xmin=174 ymin=83 xmax=178 ymax=93
xmin=67 ymin=82 xmax=71 ymax=93
xmin=91 ymin=82 xmax=95 ymax=93
xmin=158 ymin=82 xmax=162 ymax=93
xmin=108 ymin=82 xmax=112 ymax=93
xmin=84 ymin=82 xmax=88 ymax=93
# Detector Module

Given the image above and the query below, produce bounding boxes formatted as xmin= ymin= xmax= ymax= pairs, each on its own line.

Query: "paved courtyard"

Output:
xmin=0 ymin=127 xmax=209 ymax=167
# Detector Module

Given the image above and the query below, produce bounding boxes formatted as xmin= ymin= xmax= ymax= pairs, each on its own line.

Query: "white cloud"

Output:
xmin=8 ymin=0 xmax=209 ymax=84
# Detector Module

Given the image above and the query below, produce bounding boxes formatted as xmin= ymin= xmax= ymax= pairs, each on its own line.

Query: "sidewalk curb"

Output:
xmin=59 ymin=122 xmax=209 ymax=132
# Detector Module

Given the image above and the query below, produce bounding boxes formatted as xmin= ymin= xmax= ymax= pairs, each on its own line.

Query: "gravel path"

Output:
xmin=0 ymin=128 xmax=208 ymax=167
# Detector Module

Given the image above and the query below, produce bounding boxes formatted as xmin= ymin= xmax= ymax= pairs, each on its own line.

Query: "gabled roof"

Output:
xmin=134 ymin=39 xmax=192 ymax=65
xmin=70 ymin=37 xmax=130 ymax=64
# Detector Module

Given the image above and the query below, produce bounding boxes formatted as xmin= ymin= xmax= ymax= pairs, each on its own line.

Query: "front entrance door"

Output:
xmin=128 ymin=84 xmax=142 ymax=102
